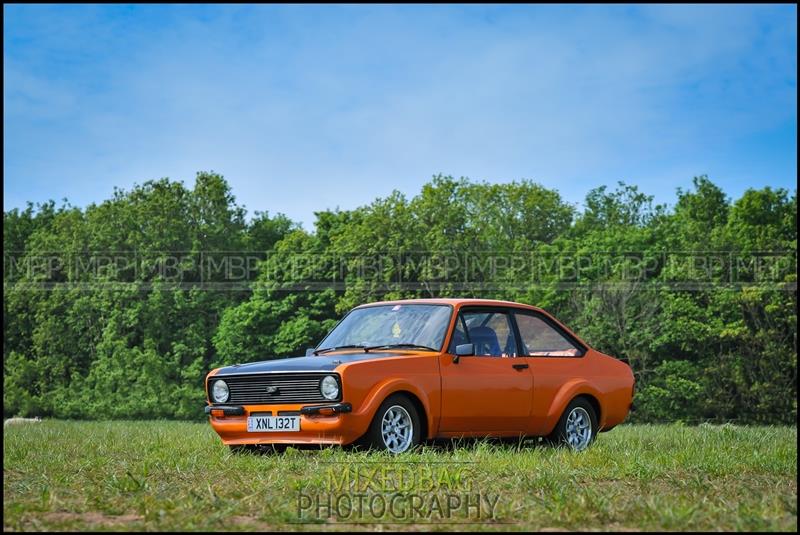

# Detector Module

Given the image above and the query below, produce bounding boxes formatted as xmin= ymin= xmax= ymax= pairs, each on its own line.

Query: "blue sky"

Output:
xmin=3 ymin=4 xmax=797 ymax=229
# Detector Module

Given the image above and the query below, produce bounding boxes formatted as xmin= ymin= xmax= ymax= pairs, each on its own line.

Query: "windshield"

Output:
xmin=316 ymin=304 xmax=452 ymax=352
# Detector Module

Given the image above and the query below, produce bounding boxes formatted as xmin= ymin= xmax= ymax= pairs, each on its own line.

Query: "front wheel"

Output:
xmin=364 ymin=394 xmax=422 ymax=453
xmin=549 ymin=398 xmax=597 ymax=451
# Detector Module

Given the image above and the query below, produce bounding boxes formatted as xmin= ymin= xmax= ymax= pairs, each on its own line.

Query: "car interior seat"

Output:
xmin=469 ymin=326 xmax=502 ymax=356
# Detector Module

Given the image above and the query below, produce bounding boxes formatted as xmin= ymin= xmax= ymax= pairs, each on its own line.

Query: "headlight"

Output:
xmin=320 ymin=375 xmax=339 ymax=400
xmin=212 ymin=380 xmax=229 ymax=403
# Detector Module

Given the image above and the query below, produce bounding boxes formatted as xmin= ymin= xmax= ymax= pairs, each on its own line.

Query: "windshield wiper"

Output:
xmin=364 ymin=343 xmax=438 ymax=352
xmin=314 ymin=345 xmax=369 ymax=355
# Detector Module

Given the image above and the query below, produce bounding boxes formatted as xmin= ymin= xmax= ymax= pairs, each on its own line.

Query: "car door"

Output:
xmin=512 ymin=310 xmax=587 ymax=435
xmin=439 ymin=307 xmax=533 ymax=434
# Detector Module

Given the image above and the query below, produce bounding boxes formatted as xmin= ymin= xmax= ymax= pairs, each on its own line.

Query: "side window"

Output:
xmin=515 ymin=313 xmax=581 ymax=357
xmin=461 ymin=310 xmax=517 ymax=357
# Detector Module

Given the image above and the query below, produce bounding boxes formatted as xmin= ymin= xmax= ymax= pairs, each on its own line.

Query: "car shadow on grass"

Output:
xmin=230 ymin=436 xmax=550 ymax=456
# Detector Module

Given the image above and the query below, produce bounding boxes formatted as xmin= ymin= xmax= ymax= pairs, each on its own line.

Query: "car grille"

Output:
xmin=211 ymin=373 xmax=340 ymax=405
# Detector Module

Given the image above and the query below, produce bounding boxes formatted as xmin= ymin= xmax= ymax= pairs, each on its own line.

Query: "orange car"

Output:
xmin=205 ymin=298 xmax=634 ymax=453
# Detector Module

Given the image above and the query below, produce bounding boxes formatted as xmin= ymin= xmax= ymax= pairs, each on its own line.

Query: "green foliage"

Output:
xmin=3 ymin=172 xmax=796 ymax=423
xmin=3 ymin=173 xmax=292 ymax=420
xmin=634 ymin=360 xmax=705 ymax=422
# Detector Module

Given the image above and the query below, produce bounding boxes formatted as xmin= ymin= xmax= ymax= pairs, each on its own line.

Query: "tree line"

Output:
xmin=3 ymin=172 xmax=796 ymax=423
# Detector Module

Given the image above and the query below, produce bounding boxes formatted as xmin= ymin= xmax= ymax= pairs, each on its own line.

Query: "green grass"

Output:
xmin=3 ymin=421 xmax=797 ymax=531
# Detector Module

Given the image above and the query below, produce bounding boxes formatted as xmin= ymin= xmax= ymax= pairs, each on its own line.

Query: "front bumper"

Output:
xmin=204 ymin=403 xmax=352 ymax=416
xmin=300 ymin=402 xmax=352 ymax=415
xmin=204 ymin=405 xmax=245 ymax=416
xmin=205 ymin=402 xmax=364 ymax=446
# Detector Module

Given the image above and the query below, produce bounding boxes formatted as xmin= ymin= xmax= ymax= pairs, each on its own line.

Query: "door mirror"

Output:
xmin=305 ymin=347 xmax=316 ymax=356
xmin=453 ymin=343 xmax=475 ymax=363
xmin=456 ymin=343 xmax=475 ymax=356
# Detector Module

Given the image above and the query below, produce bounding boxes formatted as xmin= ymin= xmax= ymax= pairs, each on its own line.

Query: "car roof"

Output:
xmin=355 ymin=297 xmax=544 ymax=312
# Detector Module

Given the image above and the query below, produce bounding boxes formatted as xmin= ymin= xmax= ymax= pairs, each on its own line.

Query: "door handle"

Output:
xmin=512 ymin=363 xmax=529 ymax=370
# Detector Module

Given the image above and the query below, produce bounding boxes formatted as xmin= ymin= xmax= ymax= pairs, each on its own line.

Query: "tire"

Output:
xmin=548 ymin=397 xmax=598 ymax=451
xmin=364 ymin=394 xmax=422 ymax=453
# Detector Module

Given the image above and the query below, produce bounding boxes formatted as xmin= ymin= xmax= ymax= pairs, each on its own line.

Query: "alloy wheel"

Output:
xmin=381 ymin=405 xmax=413 ymax=453
xmin=565 ymin=406 xmax=592 ymax=451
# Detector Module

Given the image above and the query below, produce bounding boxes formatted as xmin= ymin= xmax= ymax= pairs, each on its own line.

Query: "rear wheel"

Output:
xmin=364 ymin=394 xmax=422 ymax=453
xmin=548 ymin=398 xmax=597 ymax=451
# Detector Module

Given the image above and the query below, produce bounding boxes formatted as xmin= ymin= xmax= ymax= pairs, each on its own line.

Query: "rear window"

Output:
xmin=515 ymin=313 xmax=581 ymax=357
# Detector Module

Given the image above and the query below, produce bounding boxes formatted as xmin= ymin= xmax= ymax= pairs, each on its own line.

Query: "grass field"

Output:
xmin=3 ymin=421 xmax=797 ymax=532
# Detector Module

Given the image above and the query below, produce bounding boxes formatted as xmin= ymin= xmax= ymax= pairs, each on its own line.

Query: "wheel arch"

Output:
xmin=358 ymin=379 xmax=435 ymax=441
xmin=542 ymin=380 xmax=605 ymax=436
xmin=573 ymin=393 xmax=602 ymax=428
xmin=385 ymin=390 xmax=429 ymax=442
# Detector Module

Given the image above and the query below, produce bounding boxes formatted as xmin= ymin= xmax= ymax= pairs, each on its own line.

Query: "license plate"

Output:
xmin=247 ymin=416 xmax=300 ymax=432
